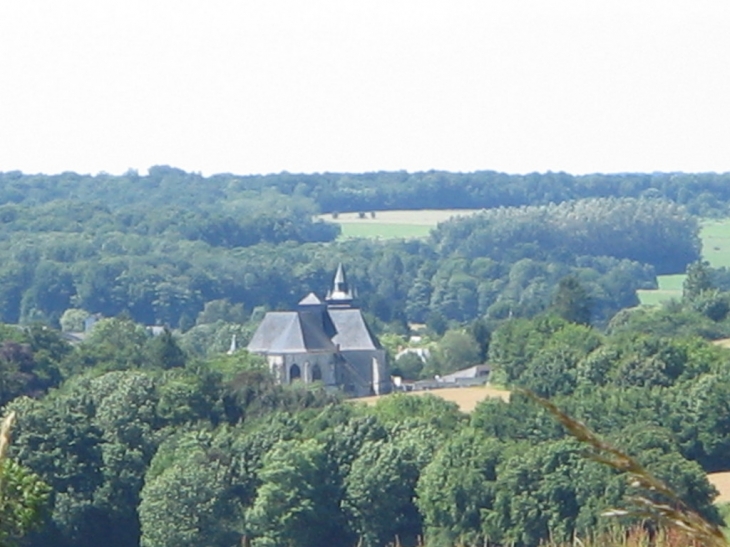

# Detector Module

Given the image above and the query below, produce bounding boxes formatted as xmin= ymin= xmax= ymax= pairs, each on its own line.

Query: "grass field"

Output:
xmin=702 ymin=219 xmax=730 ymax=269
xmin=638 ymin=219 xmax=730 ymax=306
xmin=355 ymin=385 xmax=510 ymax=413
xmin=319 ymin=209 xmax=483 ymax=240
xmin=636 ymin=274 xmax=686 ymax=305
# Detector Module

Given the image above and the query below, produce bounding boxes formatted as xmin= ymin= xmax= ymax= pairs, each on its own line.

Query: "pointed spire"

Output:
xmin=333 ymin=263 xmax=348 ymax=293
xmin=326 ymin=263 xmax=354 ymax=307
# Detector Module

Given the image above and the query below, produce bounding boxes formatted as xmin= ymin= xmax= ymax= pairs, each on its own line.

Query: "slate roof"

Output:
xmin=329 ymin=308 xmax=381 ymax=351
xmin=247 ymin=311 xmax=338 ymax=354
xmin=298 ymin=292 xmax=323 ymax=306
xmin=248 ymin=265 xmax=381 ymax=356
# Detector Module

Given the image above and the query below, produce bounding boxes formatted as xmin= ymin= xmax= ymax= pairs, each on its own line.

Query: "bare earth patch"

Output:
xmin=356 ymin=385 xmax=510 ymax=413
xmin=708 ymin=471 xmax=730 ymax=503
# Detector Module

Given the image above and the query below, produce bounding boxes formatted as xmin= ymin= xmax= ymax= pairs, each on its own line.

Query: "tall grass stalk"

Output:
xmin=523 ymin=390 xmax=726 ymax=547
xmin=0 ymin=412 xmax=15 ymax=496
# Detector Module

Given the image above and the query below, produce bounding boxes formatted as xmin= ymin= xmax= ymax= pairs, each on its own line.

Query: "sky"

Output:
xmin=1 ymin=1 xmax=729 ymax=177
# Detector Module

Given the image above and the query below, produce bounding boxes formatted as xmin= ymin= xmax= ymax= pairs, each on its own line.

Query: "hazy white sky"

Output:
xmin=1 ymin=1 xmax=729 ymax=177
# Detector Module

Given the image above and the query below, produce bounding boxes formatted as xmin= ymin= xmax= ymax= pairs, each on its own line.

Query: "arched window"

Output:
xmin=312 ymin=364 xmax=322 ymax=382
xmin=289 ymin=364 xmax=301 ymax=383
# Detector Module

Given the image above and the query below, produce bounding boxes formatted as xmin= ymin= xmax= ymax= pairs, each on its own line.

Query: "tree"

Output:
xmin=70 ymin=317 xmax=149 ymax=373
xmin=344 ymin=427 xmax=439 ymax=547
xmin=195 ymin=299 xmax=246 ymax=326
xmin=551 ymin=276 xmax=591 ymax=325
xmin=139 ymin=433 xmax=242 ymax=547
xmin=468 ymin=317 xmax=491 ymax=363
xmin=489 ymin=439 xmax=621 ymax=546
xmin=683 ymin=261 xmax=713 ymax=302
xmin=7 ymin=393 xmax=106 ymax=547
xmin=488 ymin=315 xmax=569 ymax=384
xmin=370 ymin=393 xmax=464 ymax=434
xmin=245 ymin=439 xmax=346 ymax=547
xmin=416 ymin=429 xmax=503 ymax=547
xmin=0 ymin=413 xmax=50 ymax=547
xmin=0 ymin=459 xmax=50 ymax=546
xmin=59 ymin=309 xmax=91 ymax=332
xmin=392 ymin=352 xmax=424 ymax=380
xmin=424 ymin=329 xmax=480 ymax=377
xmin=142 ymin=328 xmax=186 ymax=369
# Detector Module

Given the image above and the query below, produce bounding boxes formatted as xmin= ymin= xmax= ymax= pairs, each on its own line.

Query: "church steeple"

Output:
xmin=326 ymin=263 xmax=354 ymax=307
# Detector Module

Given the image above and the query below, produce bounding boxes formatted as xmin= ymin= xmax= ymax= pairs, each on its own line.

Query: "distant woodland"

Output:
xmin=0 ymin=168 xmax=717 ymax=330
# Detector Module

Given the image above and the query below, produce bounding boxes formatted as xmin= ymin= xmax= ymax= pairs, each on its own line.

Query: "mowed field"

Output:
xmin=356 ymin=385 xmax=510 ymax=413
xmin=638 ymin=219 xmax=730 ymax=305
xmin=708 ymin=472 xmax=730 ymax=503
xmin=636 ymin=274 xmax=686 ymax=306
xmin=318 ymin=209 xmax=483 ymax=240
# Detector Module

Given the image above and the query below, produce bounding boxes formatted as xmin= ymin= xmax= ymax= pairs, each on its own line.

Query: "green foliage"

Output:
xmin=489 ymin=439 xmax=621 ymax=546
xmin=0 ymin=460 xmax=51 ymax=547
xmin=139 ymin=431 xmax=242 ymax=547
xmin=488 ymin=315 xmax=571 ymax=384
xmin=178 ymin=321 xmax=257 ymax=358
xmin=70 ymin=317 xmax=149 ymax=373
xmin=344 ymin=428 xmax=438 ymax=547
xmin=551 ymin=276 xmax=592 ymax=325
xmin=195 ymin=299 xmax=247 ymax=326
xmin=245 ymin=439 xmax=346 ymax=547
xmin=142 ymin=328 xmax=186 ymax=370
xmin=0 ymin=188 xmax=683 ymax=329
xmin=368 ymin=393 xmax=465 ymax=433
xmin=391 ymin=352 xmax=425 ymax=380
xmin=416 ymin=429 xmax=504 ymax=547
xmin=432 ymin=197 xmax=700 ymax=274
xmin=424 ymin=329 xmax=481 ymax=377
xmin=59 ymin=309 xmax=90 ymax=333
xmin=683 ymin=260 xmax=714 ymax=302
xmin=608 ymin=305 xmax=730 ymax=340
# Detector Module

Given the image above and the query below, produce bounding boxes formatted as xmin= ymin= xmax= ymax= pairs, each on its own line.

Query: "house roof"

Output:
xmin=439 ymin=364 xmax=491 ymax=382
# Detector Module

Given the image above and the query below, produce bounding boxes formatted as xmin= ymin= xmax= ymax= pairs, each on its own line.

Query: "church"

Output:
xmin=247 ymin=265 xmax=391 ymax=397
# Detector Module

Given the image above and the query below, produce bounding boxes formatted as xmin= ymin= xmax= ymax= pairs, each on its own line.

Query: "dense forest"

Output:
xmin=0 ymin=168 xmax=707 ymax=331
xmin=2 ymin=167 xmax=730 ymax=546
xmin=3 ymin=167 xmax=730 ymax=216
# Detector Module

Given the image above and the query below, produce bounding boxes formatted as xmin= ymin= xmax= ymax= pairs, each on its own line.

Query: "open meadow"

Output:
xmin=319 ymin=209 xmax=483 ymax=239
xmin=355 ymin=385 xmax=510 ymax=413
xmin=637 ymin=218 xmax=730 ymax=305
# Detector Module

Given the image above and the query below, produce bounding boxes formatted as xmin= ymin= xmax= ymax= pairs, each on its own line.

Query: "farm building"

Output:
xmin=247 ymin=264 xmax=392 ymax=398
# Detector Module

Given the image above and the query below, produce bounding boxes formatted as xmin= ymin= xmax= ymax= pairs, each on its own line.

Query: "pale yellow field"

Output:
xmin=708 ymin=472 xmax=730 ymax=503
xmin=318 ymin=209 xmax=483 ymax=226
xmin=713 ymin=338 xmax=730 ymax=349
xmin=356 ymin=385 xmax=510 ymax=413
